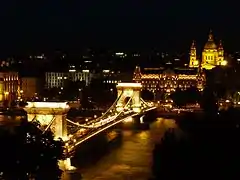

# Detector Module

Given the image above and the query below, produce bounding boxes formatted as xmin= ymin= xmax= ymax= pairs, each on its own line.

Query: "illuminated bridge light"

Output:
xmin=117 ymin=83 xmax=142 ymax=88
xmin=123 ymin=117 xmax=133 ymax=122
xmin=26 ymin=102 xmax=69 ymax=109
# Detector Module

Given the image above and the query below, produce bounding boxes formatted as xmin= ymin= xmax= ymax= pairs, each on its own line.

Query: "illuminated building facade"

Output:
xmin=97 ymin=70 xmax=132 ymax=84
xmin=133 ymin=66 xmax=205 ymax=94
xmin=189 ymin=30 xmax=227 ymax=70
xmin=0 ymin=72 xmax=20 ymax=102
xmin=45 ymin=70 xmax=93 ymax=88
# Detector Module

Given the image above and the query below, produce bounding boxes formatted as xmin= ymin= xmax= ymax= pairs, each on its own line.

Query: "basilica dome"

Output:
xmin=204 ymin=41 xmax=217 ymax=49
xmin=204 ymin=32 xmax=217 ymax=50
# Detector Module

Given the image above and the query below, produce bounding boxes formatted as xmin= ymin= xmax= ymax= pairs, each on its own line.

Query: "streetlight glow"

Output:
xmin=221 ymin=60 xmax=227 ymax=66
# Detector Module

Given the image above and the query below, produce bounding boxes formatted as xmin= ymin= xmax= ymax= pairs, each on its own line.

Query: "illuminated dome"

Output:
xmin=204 ymin=31 xmax=217 ymax=50
xmin=204 ymin=41 xmax=217 ymax=49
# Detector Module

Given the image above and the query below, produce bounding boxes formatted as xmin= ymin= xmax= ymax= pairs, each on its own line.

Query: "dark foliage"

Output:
xmin=200 ymin=86 xmax=218 ymax=114
xmin=170 ymin=87 xmax=201 ymax=107
xmin=88 ymin=78 xmax=116 ymax=106
xmin=141 ymin=89 xmax=154 ymax=101
xmin=19 ymin=101 xmax=28 ymax=107
xmin=3 ymin=100 xmax=9 ymax=108
xmin=152 ymin=109 xmax=240 ymax=180
xmin=62 ymin=80 xmax=86 ymax=100
xmin=170 ymin=87 xmax=186 ymax=107
xmin=10 ymin=101 xmax=17 ymax=108
xmin=0 ymin=119 xmax=64 ymax=180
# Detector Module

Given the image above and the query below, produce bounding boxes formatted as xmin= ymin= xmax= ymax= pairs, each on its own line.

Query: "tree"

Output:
xmin=152 ymin=129 xmax=193 ymax=179
xmin=170 ymin=88 xmax=187 ymax=107
xmin=62 ymin=80 xmax=86 ymax=100
xmin=200 ymin=86 xmax=218 ymax=114
xmin=152 ymin=110 xmax=240 ymax=179
xmin=19 ymin=101 xmax=28 ymax=107
xmin=185 ymin=86 xmax=201 ymax=104
xmin=0 ymin=119 xmax=65 ymax=179
xmin=10 ymin=100 xmax=17 ymax=108
xmin=80 ymin=87 xmax=94 ymax=110
xmin=3 ymin=100 xmax=9 ymax=108
xmin=214 ymin=83 xmax=227 ymax=99
xmin=89 ymin=78 xmax=116 ymax=105
xmin=40 ymin=87 xmax=59 ymax=100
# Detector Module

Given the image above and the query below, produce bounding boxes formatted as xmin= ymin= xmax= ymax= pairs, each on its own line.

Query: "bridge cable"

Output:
xmin=93 ymin=91 xmax=124 ymax=122
xmin=85 ymin=93 xmax=135 ymax=128
xmin=66 ymin=119 xmax=91 ymax=128
xmin=31 ymin=115 xmax=37 ymax=122
xmin=108 ymin=92 xmax=135 ymax=120
xmin=140 ymin=98 xmax=151 ymax=107
xmin=69 ymin=92 xmax=135 ymax=132
xmin=67 ymin=93 xmax=136 ymax=152
xmin=42 ymin=116 xmax=56 ymax=134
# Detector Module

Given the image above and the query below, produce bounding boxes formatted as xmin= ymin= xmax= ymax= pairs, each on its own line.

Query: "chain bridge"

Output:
xmin=24 ymin=83 xmax=157 ymax=170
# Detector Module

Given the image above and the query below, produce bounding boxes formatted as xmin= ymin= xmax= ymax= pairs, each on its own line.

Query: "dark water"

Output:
xmin=62 ymin=118 xmax=177 ymax=180
xmin=0 ymin=115 xmax=23 ymax=126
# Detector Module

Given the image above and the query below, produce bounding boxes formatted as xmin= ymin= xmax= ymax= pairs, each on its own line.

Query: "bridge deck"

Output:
xmin=65 ymin=106 xmax=156 ymax=155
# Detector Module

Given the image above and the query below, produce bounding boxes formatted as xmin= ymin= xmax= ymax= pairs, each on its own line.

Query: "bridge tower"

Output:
xmin=116 ymin=83 xmax=142 ymax=113
xmin=24 ymin=102 xmax=69 ymax=140
xmin=24 ymin=102 xmax=74 ymax=171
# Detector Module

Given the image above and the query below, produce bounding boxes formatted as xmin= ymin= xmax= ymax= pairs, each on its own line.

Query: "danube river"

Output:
xmin=62 ymin=118 xmax=178 ymax=180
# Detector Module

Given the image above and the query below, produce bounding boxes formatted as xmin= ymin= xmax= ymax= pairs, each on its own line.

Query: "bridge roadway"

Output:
xmin=65 ymin=106 xmax=156 ymax=155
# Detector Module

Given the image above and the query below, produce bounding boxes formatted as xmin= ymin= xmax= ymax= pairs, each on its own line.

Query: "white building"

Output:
xmin=45 ymin=70 xmax=93 ymax=89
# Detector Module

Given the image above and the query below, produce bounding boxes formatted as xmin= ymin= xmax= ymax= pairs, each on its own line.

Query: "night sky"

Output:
xmin=0 ymin=1 xmax=239 ymax=55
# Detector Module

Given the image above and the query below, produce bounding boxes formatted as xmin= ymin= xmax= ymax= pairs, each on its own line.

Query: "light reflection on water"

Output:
xmin=63 ymin=118 xmax=177 ymax=180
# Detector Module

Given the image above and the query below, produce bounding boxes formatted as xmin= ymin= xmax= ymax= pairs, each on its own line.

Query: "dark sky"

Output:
xmin=0 ymin=1 xmax=239 ymax=55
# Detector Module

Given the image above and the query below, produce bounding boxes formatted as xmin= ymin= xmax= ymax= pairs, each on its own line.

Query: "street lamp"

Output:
xmin=221 ymin=60 xmax=228 ymax=66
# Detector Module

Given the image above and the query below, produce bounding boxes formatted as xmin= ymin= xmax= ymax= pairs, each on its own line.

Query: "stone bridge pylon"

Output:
xmin=24 ymin=102 xmax=70 ymax=141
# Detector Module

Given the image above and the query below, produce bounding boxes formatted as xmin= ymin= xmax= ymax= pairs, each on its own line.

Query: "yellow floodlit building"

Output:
xmin=0 ymin=72 xmax=20 ymax=102
xmin=133 ymin=66 xmax=205 ymax=94
xmin=189 ymin=30 xmax=227 ymax=70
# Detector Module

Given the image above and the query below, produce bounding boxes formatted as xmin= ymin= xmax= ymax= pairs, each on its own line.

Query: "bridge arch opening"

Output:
xmin=116 ymin=83 xmax=142 ymax=113
xmin=123 ymin=96 xmax=133 ymax=110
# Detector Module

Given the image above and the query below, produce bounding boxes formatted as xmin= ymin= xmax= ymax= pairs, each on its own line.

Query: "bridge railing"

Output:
xmin=66 ymin=95 xmax=136 ymax=152
xmin=65 ymin=95 xmax=158 ymax=155
xmin=140 ymin=98 xmax=153 ymax=108
xmin=70 ymin=93 xmax=135 ymax=130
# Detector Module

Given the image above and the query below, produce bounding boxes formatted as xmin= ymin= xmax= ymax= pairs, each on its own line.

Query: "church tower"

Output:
xmin=218 ymin=40 xmax=224 ymax=65
xmin=189 ymin=30 xmax=227 ymax=70
xmin=189 ymin=40 xmax=198 ymax=68
xmin=133 ymin=66 xmax=142 ymax=83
